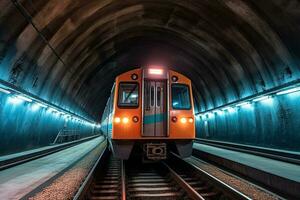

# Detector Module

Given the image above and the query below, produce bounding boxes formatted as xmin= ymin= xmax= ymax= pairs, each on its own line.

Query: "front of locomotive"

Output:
xmin=111 ymin=67 xmax=195 ymax=160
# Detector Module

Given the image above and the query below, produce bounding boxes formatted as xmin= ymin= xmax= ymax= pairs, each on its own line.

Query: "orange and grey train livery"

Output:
xmin=101 ymin=67 xmax=195 ymax=160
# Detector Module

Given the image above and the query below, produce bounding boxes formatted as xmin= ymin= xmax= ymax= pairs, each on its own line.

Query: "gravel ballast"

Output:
xmin=28 ymin=140 xmax=107 ymax=200
xmin=186 ymin=156 xmax=282 ymax=200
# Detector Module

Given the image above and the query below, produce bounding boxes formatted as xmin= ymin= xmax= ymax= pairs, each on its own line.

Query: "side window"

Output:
xmin=118 ymin=83 xmax=139 ymax=107
xmin=171 ymin=84 xmax=191 ymax=110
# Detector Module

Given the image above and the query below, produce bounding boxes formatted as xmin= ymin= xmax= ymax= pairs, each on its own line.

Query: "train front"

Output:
xmin=111 ymin=67 xmax=195 ymax=160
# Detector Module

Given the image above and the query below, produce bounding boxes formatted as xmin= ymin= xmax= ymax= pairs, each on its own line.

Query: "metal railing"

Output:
xmin=52 ymin=129 xmax=81 ymax=144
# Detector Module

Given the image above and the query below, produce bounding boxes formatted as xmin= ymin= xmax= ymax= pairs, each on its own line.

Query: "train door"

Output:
xmin=143 ymin=80 xmax=167 ymax=137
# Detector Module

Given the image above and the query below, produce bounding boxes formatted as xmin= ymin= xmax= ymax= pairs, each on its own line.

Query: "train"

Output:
xmin=100 ymin=67 xmax=195 ymax=160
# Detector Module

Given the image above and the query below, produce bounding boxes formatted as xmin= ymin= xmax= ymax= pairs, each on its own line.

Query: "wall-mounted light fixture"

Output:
xmin=0 ymin=87 xmax=11 ymax=94
xmin=196 ymin=80 xmax=300 ymax=120
xmin=0 ymin=81 xmax=100 ymax=128
xmin=276 ymin=86 xmax=300 ymax=95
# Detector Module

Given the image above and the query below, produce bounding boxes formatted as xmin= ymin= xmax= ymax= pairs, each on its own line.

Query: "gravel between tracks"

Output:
xmin=28 ymin=140 xmax=107 ymax=200
xmin=186 ymin=156 xmax=281 ymax=200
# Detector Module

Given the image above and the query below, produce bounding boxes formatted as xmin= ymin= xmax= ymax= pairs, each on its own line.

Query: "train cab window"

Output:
xmin=118 ymin=83 xmax=139 ymax=107
xmin=171 ymin=84 xmax=191 ymax=110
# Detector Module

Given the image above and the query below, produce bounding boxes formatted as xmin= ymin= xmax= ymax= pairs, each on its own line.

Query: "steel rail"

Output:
xmin=73 ymin=145 xmax=108 ymax=200
xmin=170 ymin=152 xmax=252 ymax=200
xmin=162 ymin=162 xmax=205 ymax=200
xmin=121 ymin=160 xmax=126 ymax=200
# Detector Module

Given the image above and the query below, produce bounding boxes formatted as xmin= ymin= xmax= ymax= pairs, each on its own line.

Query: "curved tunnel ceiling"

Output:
xmin=0 ymin=0 xmax=300 ymax=120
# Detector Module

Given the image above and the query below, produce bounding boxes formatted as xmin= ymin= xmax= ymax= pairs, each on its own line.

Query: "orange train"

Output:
xmin=101 ymin=67 xmax=195 ymax=160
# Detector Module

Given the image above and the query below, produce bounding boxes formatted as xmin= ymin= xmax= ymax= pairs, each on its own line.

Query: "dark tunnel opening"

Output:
xmin=0 ymin=0 xmax=300 ymax=156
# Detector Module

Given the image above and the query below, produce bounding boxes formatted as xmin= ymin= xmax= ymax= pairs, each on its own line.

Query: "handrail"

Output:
xmin=53 ymin=129 xmax=81 ymax=144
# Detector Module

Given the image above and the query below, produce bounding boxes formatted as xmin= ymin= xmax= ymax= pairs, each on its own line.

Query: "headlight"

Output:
xmin=122 ymin=117 xmax=129 ymax=124
xmin=114 ymin=117 xmax=121 ymax=123
xmin=180 ymin=118 xmax=187 ymax=123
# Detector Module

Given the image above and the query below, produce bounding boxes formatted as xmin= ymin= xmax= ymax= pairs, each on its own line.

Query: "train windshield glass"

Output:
xmin=118 ymin=83 xmax=139 ymax=107
xmin=171 ymin=84 xmax=191 ymax=110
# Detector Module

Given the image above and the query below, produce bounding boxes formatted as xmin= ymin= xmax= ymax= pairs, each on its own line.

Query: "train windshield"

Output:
xmin=118 ymin=83 xmax=139 ymax=107
xmin=171 ymin=84 xmax=191 ymax=110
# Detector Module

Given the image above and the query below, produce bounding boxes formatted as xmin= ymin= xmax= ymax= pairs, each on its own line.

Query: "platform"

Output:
xmin=0 ymin=136 xmax=105 ymax=200
xmin=193 ymin=143 xmax=300 ymax=198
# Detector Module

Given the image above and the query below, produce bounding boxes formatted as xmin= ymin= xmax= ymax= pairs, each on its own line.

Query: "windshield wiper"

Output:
xmin=124 ymin=84 xmax=138 ymax=103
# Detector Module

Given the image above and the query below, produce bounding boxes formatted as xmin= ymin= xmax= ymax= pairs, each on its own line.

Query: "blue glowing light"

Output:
xmin=37 ymin=103 xmax=47 ymax=108
xmin=16 ymin=95 xmax=32 ymax=102
xmin=47 ymin=107 xmax=58 ymax=114
xmin=216 ymin=110 xmax=224 ymax=115
xmin=206 ymin=112 xmax=214 ymax=118
xmin=53 ymin=112 xmax=60 ymax=117
xmin=1 ymin=83 xmax=98 ymax=127
xmin=253 ymin=96 xmax=270 ymax=102
xmin=8 ymin=96 xmax=23 ymax=104
xmin=222 ymin=107 xmax=236 ymax=113
xmin=276 ymin=87 xmax=300 ymax=95
xmin=236 ymin=101 xmax=250 ymax=107
xmin=257 ymin=96 xmax=274 ymax=105
xmin=243 ymin=103 xmax=253 ymax=109
xmin=235 ymin=101 xmax=253 ymax=109
xmin=31 ymin=103 xmax=41 ymax=111
xmin=0 ymin=87 xmax=11 ymax=94
xmin=31 ymin=102 xmax=47 ymax=111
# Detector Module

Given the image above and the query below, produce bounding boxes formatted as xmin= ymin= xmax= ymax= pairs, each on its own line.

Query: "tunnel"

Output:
xmin=0 ymin=0 xmax=299 ymax=199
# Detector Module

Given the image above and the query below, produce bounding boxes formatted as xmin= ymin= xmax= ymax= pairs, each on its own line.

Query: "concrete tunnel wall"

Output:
xmin=196 ymin=92 xmax=300 ymax=151
xmin=0 ymin=91 xmax=95 ymax=156
xmin=0 ymin=3 xmax=98 ymax=155
xmin=0 ymin=0 xmax=300 ymax=155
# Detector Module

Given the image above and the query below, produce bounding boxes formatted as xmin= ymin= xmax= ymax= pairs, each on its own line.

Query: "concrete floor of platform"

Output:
xmin=193 ymin=143 xmax=300 ymax=183
xmin=0 ymin=136 xmax=104 ymax=200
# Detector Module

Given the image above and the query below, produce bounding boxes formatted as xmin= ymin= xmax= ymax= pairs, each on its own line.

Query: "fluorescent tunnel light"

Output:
xmin=0 ymin=87 xmax=11 ymax=94
xmin=37 ymin=103 xmax=47 ymax=108
xmin=253 ymin=95 xmax=270 ymax=102
xmin=16 ymin=95 xmax=32 ymax=102
xmin=8 ymin=96 xmax=23 ymax=104
xmin=31 ymin=103 xmax=41 ymax=111
xmin=48 ymin=107 xmax=58 ymax=113
xmin=276 ymin=87 xmax=300 ymax=95
xmin=0 ymin=83 xmax=99 ymax=126
xmin=236 ymin=101 xmax=250 ymax=107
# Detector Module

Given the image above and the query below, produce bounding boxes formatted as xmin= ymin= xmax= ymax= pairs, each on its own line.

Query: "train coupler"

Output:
xmin=143 ymin=143 xmax=167 ymax=160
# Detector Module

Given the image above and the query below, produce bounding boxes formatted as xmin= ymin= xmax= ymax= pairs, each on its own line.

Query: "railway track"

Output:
xmin=75 ymin=149 xmax=251 ymax=200
xmin=89 ymin=157 xmax=123 ymax=200
xmin=126 ymin=161 xmax=185 ymax=199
